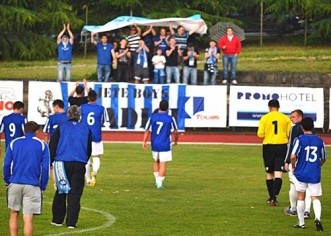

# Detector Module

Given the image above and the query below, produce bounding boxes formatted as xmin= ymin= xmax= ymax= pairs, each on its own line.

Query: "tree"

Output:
xmin=265 ymin=0 xmax=331 ymax=45
xmin=0 ymin=0 xmax=83 ymax=60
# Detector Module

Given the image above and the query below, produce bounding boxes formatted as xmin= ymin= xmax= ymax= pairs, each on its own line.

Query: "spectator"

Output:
xmin=126 ymin=24 xmax=142 ymax=81
xmin=218 ymin=27 xmax=242 ymax=85
xmin=134 ymin=39 xmax=150 ymax=84
xmin=50 ymin=105 xmax=92 ymax=229
xmin=91 ymin=33 xmax=115 ymax=82
xmin=115 ymin=38 xmax=131 ymax=82
xmin=203 ymin=40 xmax=220 ymax=85
xmin=57 ymin=24 xmax=74 ymax=82
xmin=152 ymin=48 xmax=166 ymax=84
xmin=182 ymin=43 xmax=200 ymax=85
xmin=153 ymin=28 xmax=169 ymax=56
xmin=68 ymin=79 xmax=89 ymax=107
xmin=0 ymin=101 xmax=27 ymax=150
xmin=4 ymin=121 xmax=50 ymax=236
xmin=165 ymin=37 xmax=182 ymax=83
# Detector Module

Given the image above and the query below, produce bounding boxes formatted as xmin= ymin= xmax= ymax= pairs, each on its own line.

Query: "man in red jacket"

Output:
xmin=218 ymin=27 xmax=242 ymax=85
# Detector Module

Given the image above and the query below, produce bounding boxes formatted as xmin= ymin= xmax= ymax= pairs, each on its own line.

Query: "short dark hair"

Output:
xmin=24 ymin=121 xmax=39 ymax=133
xmin=52 ymin=99 xmax=64 ymax=109
xmin=301 ymin=117 xmax=314 ymax=131
xmin=291 ymin=109 xmax=303 ymax=118
xmin=159 ymin=100 xmax=169 ymax=111
xmin=75 ymin=85 xmax=84 ymax=95
xmin=88 ymin=90 xmax=97 ymax=102
xmin=268 ymin=99 xmax=280 ymax=108
xmin=13 ymin=101 xmax=24 ymax=110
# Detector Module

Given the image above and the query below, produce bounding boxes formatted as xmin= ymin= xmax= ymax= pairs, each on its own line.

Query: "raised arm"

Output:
xmin=66 ymin=24 xmax=74 ymax=44
xmin=57 ymin=24 xmax=66 ymax=44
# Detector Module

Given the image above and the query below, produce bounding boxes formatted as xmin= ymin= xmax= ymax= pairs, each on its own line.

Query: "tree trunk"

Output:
xmin=260 ymin=1 xmax=264 ymax=47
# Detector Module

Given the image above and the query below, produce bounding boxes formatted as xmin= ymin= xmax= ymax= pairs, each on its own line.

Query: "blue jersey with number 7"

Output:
xmin=145 ymin=112 xmax=178 ymax=152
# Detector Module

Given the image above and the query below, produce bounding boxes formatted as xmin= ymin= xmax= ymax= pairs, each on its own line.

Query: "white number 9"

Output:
xmin=9 ymin=123 xmax=16 ymax=137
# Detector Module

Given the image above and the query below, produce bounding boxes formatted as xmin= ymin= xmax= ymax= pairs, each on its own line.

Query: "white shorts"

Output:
xmin=152 ymin=151 xmax=172 ymax=162
xmin=292 ymin=175 xmax=322 ymax=196
xmin=92 ymin=141 xmax=104 ymax=156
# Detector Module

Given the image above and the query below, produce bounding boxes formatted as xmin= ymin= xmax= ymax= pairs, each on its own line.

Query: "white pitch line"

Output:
xmin=45 ymin=206 xmax=116 ymax=236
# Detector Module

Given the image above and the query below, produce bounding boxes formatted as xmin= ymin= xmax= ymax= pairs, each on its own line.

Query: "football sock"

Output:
xmin=266 ymin=179 xmax=274 ymax=199
xmin=289 ymin=183 xmax=298 ymax=211
xmin=153 ymin=172 xmax=159 ymax=183
xmin=92 ymin=157 xmax=100 ymax=174
xmin=312 ymin=199 xmax=322 ymax=220
xmin=156 ymin=176 xmax=165 ymax=187
xmin=85 ymin=161 xmax=91 ymax=183
xmin=297 ymin=200 xmax=305 ymax=226
xmin=304 ymin=194 xmax=311 ymax=213
xmin=274 ymin=178 xmax=282 ymax=197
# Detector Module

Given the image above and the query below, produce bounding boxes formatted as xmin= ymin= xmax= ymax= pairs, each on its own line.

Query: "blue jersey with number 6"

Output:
xmin=81 ymin=103 xmax=107 ymax=142
xmin=145 ymin=112 xmax=178 ymax=152
xmin=292 ymin=134 xmax=326 ymax=183
xmin=0 ymin=113 xmax=27 ymax=149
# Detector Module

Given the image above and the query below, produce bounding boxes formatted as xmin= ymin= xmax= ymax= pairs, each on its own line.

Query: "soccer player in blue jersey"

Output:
xmin=291 ymin=117 xmax=326 ymax=231
xmin=43 ymin=99 xmax=68 ymax=142
xmin=142 ymin=100 xmax=179 ymax=189
xmin=3 ymin=121 xmax=50 ymax=236
xmin=0 ymin=101 xmax=27 ymax=150
xmin=81 ymin=90 xmax=107 ymax=186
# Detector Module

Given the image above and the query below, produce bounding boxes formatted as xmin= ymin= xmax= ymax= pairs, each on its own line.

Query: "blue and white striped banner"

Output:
xmin=28 ymin=82 xmax=228 ymax=131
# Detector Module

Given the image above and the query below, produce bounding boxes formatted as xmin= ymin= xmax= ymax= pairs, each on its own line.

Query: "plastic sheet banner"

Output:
xmin=229 ymin=86 xmax=324 ymax=128
xmin=0 ymin=81 xmax=24 ymax=123
xmin=28 ymin=82 xmax=227 ymax=130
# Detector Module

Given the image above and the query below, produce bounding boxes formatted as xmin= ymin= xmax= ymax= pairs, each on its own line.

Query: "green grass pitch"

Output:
xmin=0 ymin=143 xmax=330 ymax=235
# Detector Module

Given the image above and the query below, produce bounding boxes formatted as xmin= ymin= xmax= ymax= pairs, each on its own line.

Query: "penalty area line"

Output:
xmin=45 ymin=206 xmax=116 ymax=236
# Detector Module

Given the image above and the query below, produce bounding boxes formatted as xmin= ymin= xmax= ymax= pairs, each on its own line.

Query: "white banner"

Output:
xmin=0 ymin=81 xmax=24 ymax=123
xmin=28 ymin=82 xmax=227 ymax=130
xmin=229 ymin=86 xmax=324 ymax=128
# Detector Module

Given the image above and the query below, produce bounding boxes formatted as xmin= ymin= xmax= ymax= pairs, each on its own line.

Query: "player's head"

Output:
xmin=24 ymin=121 xmax=40 ymax=133
xmin=75 ymin=85 xmax=84 ymax=95
xmin=13 ymin=101 xmax=24 ymax=113
xmin=88 ymin=90 xmax=98 ymax=102
xmin=290 ymin=109 xmax=303 ymax=124
xmin=301 ymin=117 xmax=314 ymax=132
xmin=67 ymin=105 xmax=81 ymax=121
xmin=268 ymin=99 xmax=280 ymax=110
xmin=159 ymin=100 xmax=169 ymax=112
xmin=52 ymin=99 xmax=64 ymax=109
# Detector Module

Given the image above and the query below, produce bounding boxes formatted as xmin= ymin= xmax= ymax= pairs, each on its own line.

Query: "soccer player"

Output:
xmin=3 ymin=121 xmax=50 ymax=236
xmin=49 ymin=105 xmax=92 ymax=228
xmin=142 ymin=100 xmax=179 ymax=189
xmin=80 ymin=90 xmax=107 ymax=186
xmin=291 ymin=117 xmax=326 ymax=231
xmin=257 ymin=99 xmax=291 ymax=206
xmin=0 ymin=101 xmax=27 ymax=150
xmin=283 ymin=109 xmax=312 ymax=218
xmin=43 ymin=99 xmax=67 ymax=142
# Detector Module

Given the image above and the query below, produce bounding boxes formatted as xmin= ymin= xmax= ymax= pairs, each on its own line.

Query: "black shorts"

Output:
xmin=262 ymin=144 xmax=287 ymax=173
xmin=134 ymin=67 xmax=149 ymax=81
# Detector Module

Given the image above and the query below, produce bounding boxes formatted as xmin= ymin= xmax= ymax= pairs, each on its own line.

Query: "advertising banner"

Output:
xmin=28 ymin=82 xmax=228 ymax=130
xmin=0 ymin=81 xmax=24 ymax=123
xmin=229 ymin=86 xmax=324 ymax=128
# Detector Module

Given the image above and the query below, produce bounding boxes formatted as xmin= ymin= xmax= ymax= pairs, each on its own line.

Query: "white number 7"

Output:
xmin=156 ymin=121 xmax=163 ymax=135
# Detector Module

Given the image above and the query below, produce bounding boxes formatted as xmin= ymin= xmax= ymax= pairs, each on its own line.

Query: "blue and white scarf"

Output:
xmin=54 ymin=161 xmax=71 ymax=194
xmin=137 ymin=49 xmax=148 ymax=68
xmin=206 ymin=47 xmax=217 ymax=64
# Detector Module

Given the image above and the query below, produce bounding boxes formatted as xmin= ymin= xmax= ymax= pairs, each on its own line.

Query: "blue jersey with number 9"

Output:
xmin=0 ymin=113 xmax=27 ymax=149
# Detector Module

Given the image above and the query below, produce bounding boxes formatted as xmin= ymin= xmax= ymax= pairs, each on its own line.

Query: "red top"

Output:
xmin=218 ymin=35 xmax=242 ymax=55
